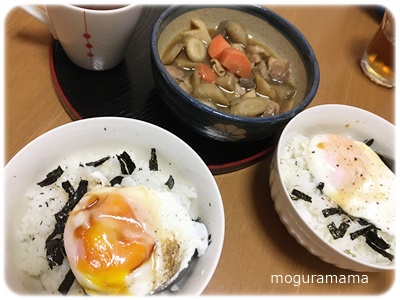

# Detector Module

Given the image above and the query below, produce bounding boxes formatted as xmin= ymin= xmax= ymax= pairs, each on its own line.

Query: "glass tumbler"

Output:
xmin=360 ymin=10 xmax=395 ymax=88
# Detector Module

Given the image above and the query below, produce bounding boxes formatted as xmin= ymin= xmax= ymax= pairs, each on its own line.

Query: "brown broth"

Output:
xmin=162 ymin=27 xmax=298 ymax=117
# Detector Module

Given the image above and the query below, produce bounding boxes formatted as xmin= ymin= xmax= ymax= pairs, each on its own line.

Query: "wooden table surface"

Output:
xmin=4 ymin=5 xmax=396 ymax=296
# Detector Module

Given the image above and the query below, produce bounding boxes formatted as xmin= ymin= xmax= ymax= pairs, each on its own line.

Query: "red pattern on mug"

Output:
xmin=82 ymin=11 xmax=94 ymax=65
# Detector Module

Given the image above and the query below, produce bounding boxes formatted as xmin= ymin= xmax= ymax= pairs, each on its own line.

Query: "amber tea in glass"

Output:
xmin=360 ymin=10 xmax=395 ymax=88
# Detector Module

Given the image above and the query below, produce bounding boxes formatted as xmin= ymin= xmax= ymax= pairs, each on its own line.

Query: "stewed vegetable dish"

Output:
xmin=161 ymin=18 xmax=298 ymax=117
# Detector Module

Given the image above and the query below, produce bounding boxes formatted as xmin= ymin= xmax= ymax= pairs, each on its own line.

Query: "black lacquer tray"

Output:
xmin=50 ymin=6 xmax=277 ymax=175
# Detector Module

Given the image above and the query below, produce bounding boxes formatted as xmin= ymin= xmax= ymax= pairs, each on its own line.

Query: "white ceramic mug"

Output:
xmin=20 ymin=4 xmax=143 ymax=71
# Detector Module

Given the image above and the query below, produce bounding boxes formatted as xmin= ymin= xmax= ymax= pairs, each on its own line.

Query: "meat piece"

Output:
xmin=261 ymin=98 xmax=280 ymax=117
xmin=247 ymin=45 xmax=269 ymax=63
xmin=165 ymin=65 xmax=185 ymax=82
xmin=255 ymin=60 xmax=270 ymax=80
xmin=268 ymin=57 xmax=291 ymax=83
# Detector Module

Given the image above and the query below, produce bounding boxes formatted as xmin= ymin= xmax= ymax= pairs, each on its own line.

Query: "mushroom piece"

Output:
xmin=230 ymin=97 xmax=269 ymax=117
xmin=161 ymin=42 xmax=184 ymax=65
xmin=241 ymin=89 xmax=257 ymax=99
xmin=260 ymin=98 xmax=280 ymax=117
xmin=191 ymin=18 xmax=207 ymax=29
xmin=191 ymin=68 xmax=202 ymax=88
xmin=198 ymin=98 xmax=219 ymax=110
xmin=234 ymin=82 xmax=247 ymax=98
xmin=255 ymin=74 xmax=277 ymax=100
xmin=174 ymin=57 xmax=198 ymax=69
xmin=239 ymin=78 xmax=256 ymax=91
xmin=215 ymin=75 xmax=236 ymax=92
xmin=184 ymin=36 xmax=207 ymax=62
xmin=224 ymin=21 xmax=248 ymax=47
xmin=182 ymin=18 xmax=212 ymax=44
xmin=210 ymin=59 xmax=226 ymax=76
xmin=192 ymin=83 xmax=230 ymax=106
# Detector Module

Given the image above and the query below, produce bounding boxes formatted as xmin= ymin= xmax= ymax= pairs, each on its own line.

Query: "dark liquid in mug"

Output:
xmin=75 ymin=5 xmax=127 ymax=10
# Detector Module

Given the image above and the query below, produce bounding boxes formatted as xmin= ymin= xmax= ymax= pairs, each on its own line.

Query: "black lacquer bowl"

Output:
xmin=150 ymin=5 xmax=320 ymax=143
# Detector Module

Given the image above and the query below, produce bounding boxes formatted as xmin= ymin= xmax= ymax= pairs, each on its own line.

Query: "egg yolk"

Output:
xmin=73 ymin=192 xmax=155 ymax=294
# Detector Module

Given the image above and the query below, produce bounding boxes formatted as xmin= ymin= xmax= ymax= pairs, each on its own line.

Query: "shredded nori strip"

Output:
xmin=357 ymin=218 xmax=372 ymax=226
xmin=45 ymin=180 xmax=88 ymax=268
xmin=364 ymin=139 xmax=374 ymax=146
xmin=62 ymin=180 xmax=75 ymax=198
xmin=291 ymin=189 xmax=312 ymax=202
xmin=365 ymin=235 xmax=394 ymax=261
xmin=350 ymin=224 xmax=394 ymax=261
xmin=364 ymin=230 xmax=390 ymax=250
xmin=46 ymin=238 xmax=65 ymax=269
xmin=350 ymin=224 xmax=376 ymax=240
xmin=149 ymin=148 xmax=158 ymax=171
xmin=117 ymin=151 xmax=136 ymax=175
xmin=327 ymin=221 xmax=350 ymax=239
xmin=165 ymin=175 xmax=175 ymax=189
xmin=110 ymin=175 xmax=124 ymax=186
xmin=85 ymin=155 xmax=110 ymax=167
xmin=322 ymin=206 xmax=346 ymax=218
xmin=37 ymin=166 xmax=63 ymax=187
xmin=58 ymin=269 xmax=76 ymax=295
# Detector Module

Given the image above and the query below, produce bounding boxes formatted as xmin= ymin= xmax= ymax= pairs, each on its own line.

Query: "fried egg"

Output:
xmin=63 ymin=185 xmax=209 ymax=295
xmin=305 ymin=133 xmax=395 ymax=235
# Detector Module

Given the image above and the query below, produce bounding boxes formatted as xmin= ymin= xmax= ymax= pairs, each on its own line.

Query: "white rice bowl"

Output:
xmin=269 ymin=104 xmax=396 ymax=272
xmin=4 ymin=117 xmax=224 ymax=295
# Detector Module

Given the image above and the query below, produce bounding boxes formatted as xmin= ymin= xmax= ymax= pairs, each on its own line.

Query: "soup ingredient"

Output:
xmin=193 ymin=83 xmax=230 ymax=106
xmin=185 ymin=36 xmax=207 ymax=62
xmin=218 ymin=47 xmax=252 ymax=78
xmin=305 ymin=133 xmax=395 ymax=236
xmin=197 ymin=63 xmax=218 ymax=83
xmin=230 ymin=97 xmax=269 ymax=117
xmin=208 ymin=34 xmax=231 ymax=59
xmin=162 ymin=17 xmax=297 ymax=117
xmin=64 ymin=186 xmax=208 ymax=295
xmin=224 ymin=21 xmax=248 ymax=47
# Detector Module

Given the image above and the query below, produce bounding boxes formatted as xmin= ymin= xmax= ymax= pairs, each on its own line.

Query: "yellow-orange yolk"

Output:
xmin=72 ymin=193 xmax=155 ymax=294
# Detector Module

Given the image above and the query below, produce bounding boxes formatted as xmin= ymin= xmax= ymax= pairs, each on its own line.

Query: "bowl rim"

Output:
xmin=150 ymin=4 xmax=320 ymax=125
xmin=273 ymin=104 xmax=395 ymax=271
xmin=4 ymin=116 xmax=226 ymax=294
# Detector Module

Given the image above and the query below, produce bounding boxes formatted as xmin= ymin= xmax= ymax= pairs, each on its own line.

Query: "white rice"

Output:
xmin=280 ymin=135 xmax=395 ymax=265
xmin=17 ymin=148 xmax=199 ymax=295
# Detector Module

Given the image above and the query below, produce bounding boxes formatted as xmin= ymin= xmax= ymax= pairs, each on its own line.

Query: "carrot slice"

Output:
xmin=208 ymin=34 xmax=231 ymax=59
xmin=219 ymin=47 xmax=252 ymax=78
xmin=197 ymin=63 xmax=218 ymax=83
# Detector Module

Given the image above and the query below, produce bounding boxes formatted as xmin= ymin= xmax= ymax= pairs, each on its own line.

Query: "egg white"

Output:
xmin=63 ymin=185 xmax=209 ymax=295
xmin=305 ymin=134 xmax=395 ymax=235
